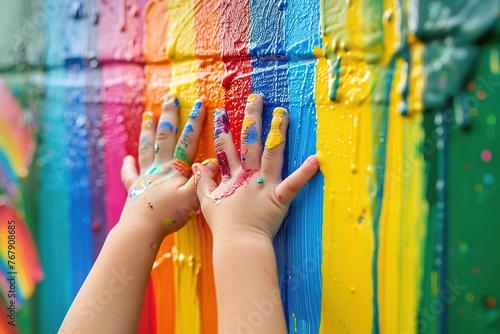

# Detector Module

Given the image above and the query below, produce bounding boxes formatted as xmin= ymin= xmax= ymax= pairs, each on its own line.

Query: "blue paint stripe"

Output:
xmin=284 ymin=0 xmax=323 ymax=332
xmin=249 ymin=0 xmax=287 ymax=58
xmin=249 ymin=0 xmax=291 ymax=327
xmin=86 ymin=68 xmax=107 ymax=261
xmin=66 ymin=60 xmax=92 ymax=298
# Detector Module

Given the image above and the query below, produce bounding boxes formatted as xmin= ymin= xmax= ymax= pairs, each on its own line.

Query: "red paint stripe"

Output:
xmin=220 ymin=0 xmax=252 ymax=153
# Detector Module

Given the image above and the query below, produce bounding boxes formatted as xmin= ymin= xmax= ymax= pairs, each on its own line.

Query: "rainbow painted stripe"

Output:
xmin=1 ymin=0 xmax=499 ymax=333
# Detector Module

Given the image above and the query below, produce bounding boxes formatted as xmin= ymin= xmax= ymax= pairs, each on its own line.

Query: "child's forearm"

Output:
xmin=213 ymin=233 xmax=287 ymax=334
xmin=60 ymin=219 xmax=165 ymax=334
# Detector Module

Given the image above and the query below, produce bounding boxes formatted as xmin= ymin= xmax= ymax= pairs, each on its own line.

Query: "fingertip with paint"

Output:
xmin=189 ymin=100 xmax=203 ymax=119
xmin=247 ymin=93 xmax=258 ymax=103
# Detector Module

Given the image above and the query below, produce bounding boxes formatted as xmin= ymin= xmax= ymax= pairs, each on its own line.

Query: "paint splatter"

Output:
xmin=216 ymin=150 xmax=231 ymax=178
xmin=210 ymin=167 xmax=258 ymax=203
xmin=157 ymin=120 xmax=174 ymax=133
xmin=173 ymin=159 xmax=191 ymax=177
xmin=129 ymin=172 xmax=175 ymax=199
xmin=139 ymin=138 xmax=152 ymax=155
xmin=142 ymin=112 xmax=153 ymax=130
xmin=242 ymin=116 xmax=258 ymax=145
xmin=193 ymin=166 xmax=202 ymax=189
xmin=247 ymin=93 xmax=257 ymax=103
xmin=214 ymin=108 xmax=230 ymax=139
xmin=164 ymin=218 xmax=176 ymax=227
xmin=150 ymin=242 xmax=157 ymax=250
xmin=146 ymin=202 xmax=154 ymax=209
xmin=182 ymin=123 xmax=194 ymax=148
xmin=265 ymin=107 xmax=287 ymax=150
xmin=146 ymin=165 xmax=160 ymax=175
xmin=174 ymin=144 xmax=191 ymax=164
xmin=189 ymin=100 xmax=202 ymax=119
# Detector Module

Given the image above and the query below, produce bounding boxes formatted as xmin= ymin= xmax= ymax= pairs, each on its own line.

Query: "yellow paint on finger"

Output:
xmin=247 ymin=93 xmax=257 ymax=103
xmin=142 ymin=112 xmax=154 ymax=130
xmin=241 ymin=116 xmax=256 ymax=140
xmin=265 ymin=108 xmax=287 ymax=150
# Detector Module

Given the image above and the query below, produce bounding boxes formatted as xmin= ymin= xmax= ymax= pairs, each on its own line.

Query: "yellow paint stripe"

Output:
xmin=167 ymin=0 xmax=201 ymax=333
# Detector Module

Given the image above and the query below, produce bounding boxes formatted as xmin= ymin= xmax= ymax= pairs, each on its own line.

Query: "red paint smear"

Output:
xmin=220 ymin=0 xmax=252 ymax=154
xmin=216 ymin=150 xmax=231 ymax=177
xmin=213 ymin=167 xmax=258 ymax=201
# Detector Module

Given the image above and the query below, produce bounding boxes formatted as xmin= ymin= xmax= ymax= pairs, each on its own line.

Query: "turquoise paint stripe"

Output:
xmin=44 ymin=0 xmax=67 ymax=69
xmin=284 ymin=0 xmax=323 ymax=332
xmin=37 ymin=68 xmax=73 ymax=333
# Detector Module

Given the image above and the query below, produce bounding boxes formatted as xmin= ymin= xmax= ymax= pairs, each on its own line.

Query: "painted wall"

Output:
xmin=0 ymin=0 xmax=499 ymax=333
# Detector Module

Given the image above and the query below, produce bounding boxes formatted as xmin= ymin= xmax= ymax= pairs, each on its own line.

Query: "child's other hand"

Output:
xmin=120 ymin=95 xmax=216 ymax=238
xmin=193 ymin=94 xmax=319 ymax=242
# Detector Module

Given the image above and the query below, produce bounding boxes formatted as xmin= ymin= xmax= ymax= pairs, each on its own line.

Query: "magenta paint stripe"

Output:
xmin=102 ymin=64 xmax=144 ymax=231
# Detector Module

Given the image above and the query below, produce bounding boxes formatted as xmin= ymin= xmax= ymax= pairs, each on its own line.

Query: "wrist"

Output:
xmin=115 ymin=216 xmax=169 ymax=242
xmin=212 ymin=225 xmax=276 ymax=248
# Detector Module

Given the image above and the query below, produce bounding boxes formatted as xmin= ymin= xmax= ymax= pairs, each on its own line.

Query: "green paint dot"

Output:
xmin=147 ymin=165 xmax=159 ymax=175
xmin=459 ymin=242 xmax=468 ymax=252
xmin=155 ymin=143 xmax=159 ymax=153
xmin=257 ymin=178 xmax=264 ymax=184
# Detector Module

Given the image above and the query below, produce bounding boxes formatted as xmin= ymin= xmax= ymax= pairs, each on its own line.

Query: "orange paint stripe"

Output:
xmin=193 ymin=1 xmax=222 ymax=333
xmin=143 ymin=1 xmax=176 ymax=333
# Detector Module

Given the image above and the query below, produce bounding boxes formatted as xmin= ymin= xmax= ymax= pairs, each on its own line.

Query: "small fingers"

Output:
xmin=155 ymin=95 xmax=179 ymax=163
xmin=275 ymin=155 xmax=319 ymax=205
xmin=240 ymin=94 xmax=263 ymax=170
xmin=213 ymin=108 xmax=240 ymax=180
xmin=192 ymin=161 xmax=219 ymax=205
xmin=121 ymin=155 xmax=139 ymax=190
xmin=172 ymin=100 xmax=206 ymax=177
xmin=260 ymin=107 xmax=289 ymax=181
xmin=138 ymin=111 xmax=156 ymax=171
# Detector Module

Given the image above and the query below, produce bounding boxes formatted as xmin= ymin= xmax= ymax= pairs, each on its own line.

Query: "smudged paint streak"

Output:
xmin=209 ymin=167 xmax=258 ymax=203
xmin=216 ymin=151 xmax=231 ymax=178
xmin=158 ymin=120 xmax=174 ymax=133
xmin=213 ymin=108 xmax=231 ymax=139
xmin=214 ymin=108 xmax=232 ymax=177
xmin=242 ymin=116 xmax=258 ymax=145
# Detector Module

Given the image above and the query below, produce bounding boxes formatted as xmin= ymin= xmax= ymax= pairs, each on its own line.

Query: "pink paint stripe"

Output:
xmin=102 ymin=64 xmax=144 ymax=231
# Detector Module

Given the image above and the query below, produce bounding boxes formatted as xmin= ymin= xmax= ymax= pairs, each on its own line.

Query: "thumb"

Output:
xmin=121 ymin=155 xmax=139 ymax=190
xmin=275 ymin=155 xmax=319 ymax=205
xmin=192 ymin=159 xmax=219 ymax=203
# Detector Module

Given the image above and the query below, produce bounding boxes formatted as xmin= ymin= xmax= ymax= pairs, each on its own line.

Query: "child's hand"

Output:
xmin=120 ymin=95 xmax=214 ymax=238
xmin=192 ymin=94 xmax=319 ymax=242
